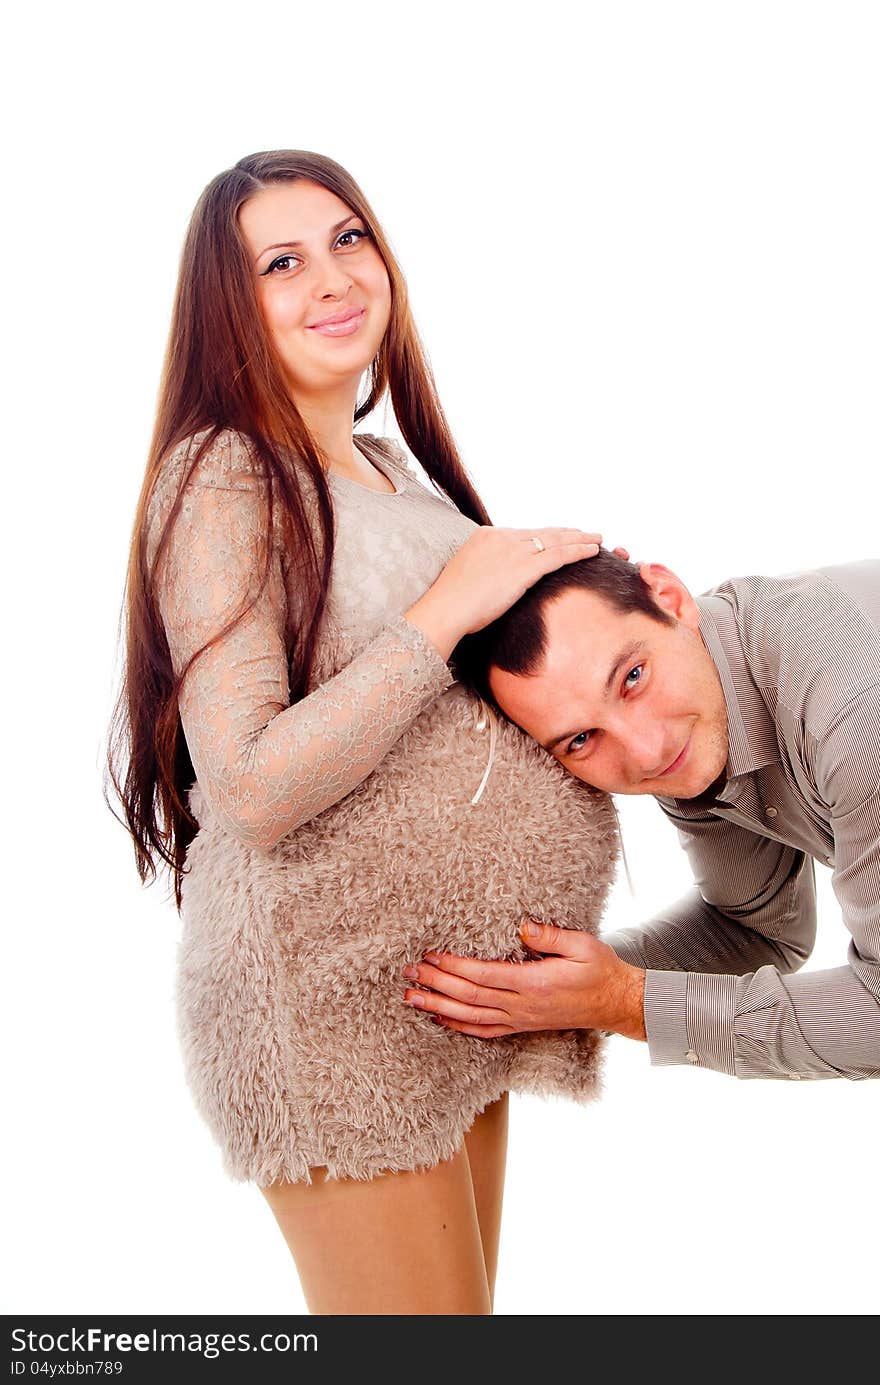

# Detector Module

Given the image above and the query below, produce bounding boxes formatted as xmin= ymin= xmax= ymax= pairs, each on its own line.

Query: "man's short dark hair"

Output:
xmin=452 ymin=548 xmax=675 ymax=707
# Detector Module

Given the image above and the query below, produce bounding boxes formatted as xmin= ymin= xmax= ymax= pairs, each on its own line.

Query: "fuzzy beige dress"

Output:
xmin=146 ymin=427 xmax=619 ymax=1185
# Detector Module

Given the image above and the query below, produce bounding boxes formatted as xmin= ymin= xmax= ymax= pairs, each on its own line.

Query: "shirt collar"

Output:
xmin=659 ymin=593 xmax=781 ymax=810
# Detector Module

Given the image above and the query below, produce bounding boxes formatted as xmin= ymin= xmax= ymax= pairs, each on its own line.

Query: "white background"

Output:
xmin=4 ymin=0 xmax=877 ymax=1317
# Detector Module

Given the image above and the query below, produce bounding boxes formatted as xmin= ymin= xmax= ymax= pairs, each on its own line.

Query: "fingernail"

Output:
xmin=521 ymin=920 xmax=542 ymax=938
xmin=402 ymin=965 xmax=418 ymax=980
xmin=407 ymin=993 xmax=424 ymax=1007
xmin=424 ymin=951 xmax=441 ymax=963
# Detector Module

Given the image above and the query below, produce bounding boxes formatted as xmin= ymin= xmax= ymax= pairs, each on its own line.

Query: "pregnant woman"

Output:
xmin=107 ymin=150 xmax=619 ymax=1314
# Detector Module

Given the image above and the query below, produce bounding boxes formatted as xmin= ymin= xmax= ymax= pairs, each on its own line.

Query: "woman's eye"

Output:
xmin=624 ymin=664 xmax=644 ymax=689
xmin=566 ymin=731 xmax=592 ymax=755
xmin=335 ymin=228 xmax=369 ymax=249
xmin=264 ymin=254 xmax=300 ymax=276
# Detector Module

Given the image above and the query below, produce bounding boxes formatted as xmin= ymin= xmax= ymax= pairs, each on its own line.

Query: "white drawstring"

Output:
xmin=467 ymin=698 xmax=634 ymax=906
xmin=470 ymin=695 xmax=499 ymax=805
xmin=608 ymin=796 xmax=635 ymax=896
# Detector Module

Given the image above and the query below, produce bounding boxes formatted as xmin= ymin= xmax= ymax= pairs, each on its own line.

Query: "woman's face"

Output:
xmin=239 ymin=179 xmax=392 ymax=401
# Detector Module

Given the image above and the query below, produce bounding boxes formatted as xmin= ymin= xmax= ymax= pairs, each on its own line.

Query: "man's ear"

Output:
xmin=637 ymin=562 xmax=700 ymax=628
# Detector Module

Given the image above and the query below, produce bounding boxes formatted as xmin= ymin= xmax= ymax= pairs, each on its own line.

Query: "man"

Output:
xmin=402 ymin=552 xmax=879 ymax=1080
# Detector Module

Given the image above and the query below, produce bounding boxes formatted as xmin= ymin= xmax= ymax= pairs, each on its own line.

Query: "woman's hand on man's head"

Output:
xmin=404 ymin=525 xmax=605 ymax=661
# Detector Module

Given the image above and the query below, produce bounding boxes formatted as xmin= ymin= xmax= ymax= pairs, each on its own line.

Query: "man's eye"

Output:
xmin=566 ymin=731 xmax=592 ymax=754
xmin=624 ymin=664 xmax=644 ymax=689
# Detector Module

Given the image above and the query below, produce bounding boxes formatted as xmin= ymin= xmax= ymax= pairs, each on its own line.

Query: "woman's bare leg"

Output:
xmin=462 ymin=1093 xmax=509 ymax=1307
xmin=260 ymin=1143 xmax=492 ymax=1315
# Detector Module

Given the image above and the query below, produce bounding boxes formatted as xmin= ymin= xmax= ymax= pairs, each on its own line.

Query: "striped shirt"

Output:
xmin=606 ymin=560 xmax=880 ymax=1079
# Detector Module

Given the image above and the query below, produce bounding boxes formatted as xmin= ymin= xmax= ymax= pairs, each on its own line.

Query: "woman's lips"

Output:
xmin=307 ymin=307 xmax=366 ymax=337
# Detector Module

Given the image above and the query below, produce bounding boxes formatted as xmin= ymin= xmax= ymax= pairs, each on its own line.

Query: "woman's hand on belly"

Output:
xmin=401 ymin=920 xmax=647 ymax=1041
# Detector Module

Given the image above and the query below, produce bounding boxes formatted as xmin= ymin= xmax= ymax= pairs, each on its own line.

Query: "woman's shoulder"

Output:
xmin=159 ymin=426 xmax=267 ymax=492
xmin=145 ymin=428 xmax=267 ymax=565
xmin=356 ymin=432 xmax=414 ymax=480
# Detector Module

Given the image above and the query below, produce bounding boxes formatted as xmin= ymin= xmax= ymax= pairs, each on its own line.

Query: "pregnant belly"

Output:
xmin=248 ymin=684 xmax=620 ymax=973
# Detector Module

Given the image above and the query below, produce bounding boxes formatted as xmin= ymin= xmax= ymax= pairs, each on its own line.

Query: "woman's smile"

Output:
xmin=307 ymin=306 xmax=367 ymax=337
xmin=239 ymin=178 xmax=392 ymax=397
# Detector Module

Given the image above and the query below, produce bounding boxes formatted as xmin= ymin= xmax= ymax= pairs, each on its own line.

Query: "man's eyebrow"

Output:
xmin=254 ymin=213 xmax=361 ymax=266
xmin=603 ymin=640 xmax=646 ymax=696
xmin=541 ymin=640 xmax=648 ymax=752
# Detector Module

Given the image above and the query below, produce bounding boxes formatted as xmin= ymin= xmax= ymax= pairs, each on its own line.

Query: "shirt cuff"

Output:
xmin=644 ymin=970 xmax=738 ymax=1075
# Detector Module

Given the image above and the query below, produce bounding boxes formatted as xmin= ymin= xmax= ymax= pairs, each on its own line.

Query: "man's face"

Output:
xmin=488 ymin=569 xmax=729 ymax=798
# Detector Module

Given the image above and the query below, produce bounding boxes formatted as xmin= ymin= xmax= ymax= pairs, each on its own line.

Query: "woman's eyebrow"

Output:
xmin=254 ymin=213 xmax=360 ymax=265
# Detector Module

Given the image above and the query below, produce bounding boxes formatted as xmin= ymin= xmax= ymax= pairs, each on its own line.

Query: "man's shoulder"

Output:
xmin=703 ymin=562 xmax=880 ymax=646
xmin=702 ymin=561 xmax=880 ymax=729
xmin=705 ymin=559 xmax=874 ymax=605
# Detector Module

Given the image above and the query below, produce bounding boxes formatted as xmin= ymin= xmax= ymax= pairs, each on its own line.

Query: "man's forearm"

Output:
xmin=606 ymin=896 xmax=880 ymax=1078
xmin=604 ymin=880 xmax=825 ymax=1077
xmin=604 ymin=885 xmax=806 ymax=975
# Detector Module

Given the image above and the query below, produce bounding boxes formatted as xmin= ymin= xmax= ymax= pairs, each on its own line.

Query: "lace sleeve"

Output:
xmin=150 ymin=431 xmax=454 ymax=849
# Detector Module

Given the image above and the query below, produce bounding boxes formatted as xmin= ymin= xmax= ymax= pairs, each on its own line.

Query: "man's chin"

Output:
xmin=667 ymin=763 xmax=727 ymax=801
xmin=640 ymin=759 xmax=725 ymax=800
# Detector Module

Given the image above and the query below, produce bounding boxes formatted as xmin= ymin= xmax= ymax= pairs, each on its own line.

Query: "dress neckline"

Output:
xmin=327 ymin=437 xmax=402 ymax=497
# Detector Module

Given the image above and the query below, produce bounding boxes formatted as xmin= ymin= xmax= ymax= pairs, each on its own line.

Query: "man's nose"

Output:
xmin=622 ymin=721 xmax=667 ymax=777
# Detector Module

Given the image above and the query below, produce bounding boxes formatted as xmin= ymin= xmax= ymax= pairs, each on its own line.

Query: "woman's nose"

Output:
xmin=313 ymin=256 xmax=354 ymax=300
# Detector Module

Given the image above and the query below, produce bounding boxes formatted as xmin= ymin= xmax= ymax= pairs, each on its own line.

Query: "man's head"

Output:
xmin=454 ymin=549 xmax=728 ymax=798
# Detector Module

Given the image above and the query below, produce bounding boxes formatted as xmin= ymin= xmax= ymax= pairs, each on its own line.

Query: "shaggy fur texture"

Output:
xmin=158 ymin=428 xmax=622 ymax=1185
xmin=177 ymin=682 xmax=619 ymax=1185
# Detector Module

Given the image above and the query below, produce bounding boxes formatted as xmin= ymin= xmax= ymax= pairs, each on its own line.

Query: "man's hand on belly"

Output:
xmin=402 ymin=921 xmax=647 ymax=1041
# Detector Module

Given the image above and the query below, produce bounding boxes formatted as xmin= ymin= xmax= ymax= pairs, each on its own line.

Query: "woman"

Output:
xmin=107 ymin=150 xmax=619 ymax=1315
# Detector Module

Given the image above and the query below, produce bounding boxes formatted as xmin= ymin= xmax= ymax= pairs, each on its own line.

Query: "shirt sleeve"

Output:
xmin=604 ymin=807 xmax=818 ymax=1075
xmin=789 ymin=684 xmax=880 ymax=1078
xmin=149 ymin=431 xmax=454 ymax=849
xmin=606 ymin=776 xmax=880 ymax=1078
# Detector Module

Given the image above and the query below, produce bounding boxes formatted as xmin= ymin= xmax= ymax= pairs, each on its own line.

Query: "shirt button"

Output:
xmin=826 ymin=856 xmax=834 ymax=867
xmin=788 ymin=1072 xmax=802 ymax=1080
xmin=685 ymin=1050 xmax=699 ymax=1063
xmin=765 ymin=806 xmax=778 ymax=819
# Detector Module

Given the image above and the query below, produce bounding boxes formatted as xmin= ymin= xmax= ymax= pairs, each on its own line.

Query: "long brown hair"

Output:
xmin=106 ymin=149 xmax=492 ymax=909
